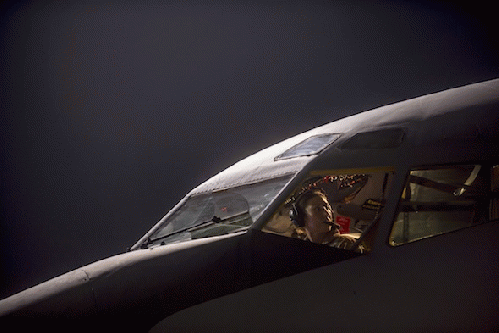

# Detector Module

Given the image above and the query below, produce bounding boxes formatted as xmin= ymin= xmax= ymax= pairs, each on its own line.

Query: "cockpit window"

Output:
xmin=263 ymin=169 xmax=394 ymax=252
xmin=274 ymin=134 xmax=341 ymax=160
xmin=389 ymin=164 xmax=497 ymax=246
xmin=143 ymin=175 xmax=293 ymax=247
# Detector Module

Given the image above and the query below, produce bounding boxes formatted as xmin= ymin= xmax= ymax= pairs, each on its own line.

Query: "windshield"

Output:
xmin=145 ymin=175 xmax=293 ymax=247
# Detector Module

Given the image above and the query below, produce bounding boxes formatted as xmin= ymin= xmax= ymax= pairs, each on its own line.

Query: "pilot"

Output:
xmin=291 ymin=188 xmax=357 ymax=249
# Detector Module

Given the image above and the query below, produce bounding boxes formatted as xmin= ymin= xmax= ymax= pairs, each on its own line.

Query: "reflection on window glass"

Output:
xmin=389 ymin=164 xmax=494 ymax=246
xmin=263 ymin=170 xmax=393 ymax=252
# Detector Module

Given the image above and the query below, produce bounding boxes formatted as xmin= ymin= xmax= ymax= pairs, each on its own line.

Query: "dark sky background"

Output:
xmin=0 ymin=0 xmax=497 ymax=299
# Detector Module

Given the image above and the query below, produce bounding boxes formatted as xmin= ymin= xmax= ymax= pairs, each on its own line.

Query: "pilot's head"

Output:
xmin=292 ymin=189 xmax=339 ymax=243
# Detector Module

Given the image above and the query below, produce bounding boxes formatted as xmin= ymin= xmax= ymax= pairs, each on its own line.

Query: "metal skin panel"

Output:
xmin=189 ymin=79 xmax=499 ymax=196
xmin=153 ymin=189 xmax=499 ymax=332
xmin=0 ymin=231 xmax=358 ymax=332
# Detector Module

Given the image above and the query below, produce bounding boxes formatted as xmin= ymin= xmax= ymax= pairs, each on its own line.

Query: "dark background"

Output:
xmin=0 ymin=0 xmax=497 ymax=299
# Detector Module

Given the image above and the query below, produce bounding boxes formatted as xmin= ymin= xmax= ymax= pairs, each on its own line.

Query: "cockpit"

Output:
xmin=262 ymin=169 xmax=393 ymax=252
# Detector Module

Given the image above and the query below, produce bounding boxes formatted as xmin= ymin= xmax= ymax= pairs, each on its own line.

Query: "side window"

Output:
xmin=263 ymin=169 xmax=394 ymax=252
xmin=389 ymin=164 xmax=498 ymax=246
